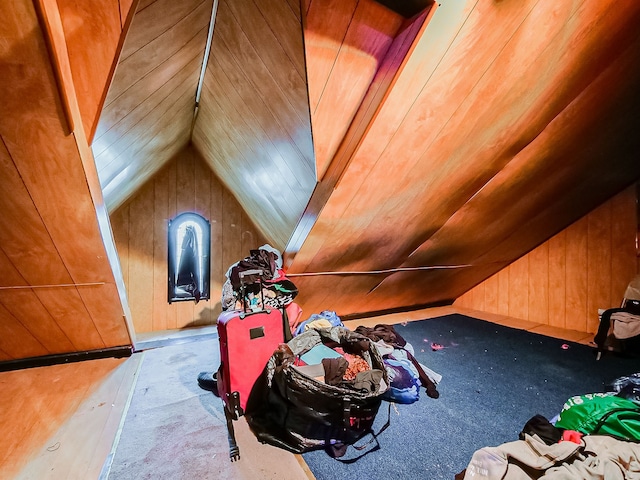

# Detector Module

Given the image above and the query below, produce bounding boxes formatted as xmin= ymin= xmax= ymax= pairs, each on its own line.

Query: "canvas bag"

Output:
xmin=554 ymin=392 xmax=640 ymax=441
xmin=244 ymin=326 xmax=389 ymax=458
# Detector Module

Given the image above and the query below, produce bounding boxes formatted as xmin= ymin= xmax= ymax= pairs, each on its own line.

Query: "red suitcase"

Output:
xmin=217 ymin=308 xmax=284 ymax=417
xmin=216 ymin=269 xmax=285 ymax=460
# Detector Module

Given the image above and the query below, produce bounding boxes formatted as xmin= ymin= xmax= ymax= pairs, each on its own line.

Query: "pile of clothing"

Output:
xmin=221 ymin=244 xmax=298 ymax=312
xmin=291 ymin=312 xmax=441 ymax=404
xmin=457 ymin=373 xmax=640 ymax=479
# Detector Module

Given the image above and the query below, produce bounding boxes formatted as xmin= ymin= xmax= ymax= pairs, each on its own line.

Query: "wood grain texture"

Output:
xmin=548 ymin=232 xmax=567 ymax=329
xmin=56 ymin=0 xmax=122 ymax=139
xmin=456 ymin=186 xmax=639 ymax=334
xmin=3 ymin=0 xmax=640 ymax=361
xmin=110 ymin=147 xmax=267 ymax=333
xmin=0 ymin=356 xmax=130 ymax=479
xmin=0 ymin=0 xmax=131 ymax=361
xmin=191 ymin=0 xmax=315 ymax=250
xmin=587 ymin=201 xmax=613 ymax=332
xmin=287 ymin=0 xmax=640 ymax=318
xmin=308 ymin=0 xmax=403 ymax=179
xmin=12 ymin=356 xmax=141 ymax=480
xmin=94 ymin=0 xmax=211 ymax=211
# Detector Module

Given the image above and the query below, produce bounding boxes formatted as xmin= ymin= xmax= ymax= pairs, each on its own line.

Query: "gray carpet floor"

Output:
xmin=104 ymin=335 xmax=309 ymax=480
xmin=105 ymin=316 xmax=640 ymax=479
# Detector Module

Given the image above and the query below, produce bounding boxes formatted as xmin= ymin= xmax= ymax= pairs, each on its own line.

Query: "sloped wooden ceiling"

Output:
xmin=0 ymin=0 xmax=132 ymax=363
xmin=3 ymin=0 xmax=640 ymax=367
xmin=94 ymin=0 xmax=317 ymax=249
xmin=286 ymin=0 xmax=640 ymax=316
xmin=93 ymin=0 xmax=214 ymax=211
xmin=191 ymin=0 xmax=317 ymax=248
xmin=95 ymin=0 xmax=638 ymax=320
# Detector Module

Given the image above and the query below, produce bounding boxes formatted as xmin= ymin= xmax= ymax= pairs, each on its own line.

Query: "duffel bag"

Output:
xmin=244 ymin=326 xmax=389 ymax=458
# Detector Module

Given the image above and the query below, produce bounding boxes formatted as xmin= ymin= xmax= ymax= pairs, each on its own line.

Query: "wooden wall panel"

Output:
xmin=497 ymin=270 xmax=510 ymax=317
xmin=120 ymin=0 xmax=135 ymax=26
xmin=528 ymin=243 xmax=549 ymax=325
xmin=565 ymin=218 xmax=589 ymax=332
xmin=289 ymin=0 xmax=640 ymax=318
xmin=587 ymin=201 xmax=613 ymax=332
xmin=210 ymin=175 xmax=225 ymax=314
xmin=0 ymin=302 xmax=47 ymax=359
xmin=152 ymin=165 xmax=170 ymax=332
xmin=194 ymin=150 xmax=213 ymax=326
xmin=128 ymin=181 xmax=156 ymax=333
xmin=548 ymin=231 xmax=567 ymax=329
xmin=111 ymin=146 xmax=267 ymax=333
xmin=508 ymin=256 xmax=529 ymax=320
xmin=0 ymin=0 xmax=131 ymax=362
xmin=94 ymin=0 xmax=210 ymax=212
xmin=304 ymin=0 xmax=358 ymax=114
xmin=165 ymin=159 xmax=179 ymax=330
xmin=0 ymin=289 xmax=74 ymax=354
xmin=57 ymin=0 xmax=123 ymax=139
xmin=0 ymin=357 xmax=128 ymax=479
xmin=610 ymin=189 xmax=638 ymax=300
xmin=455 ymin=186 xmax=639 ymax=334
xmin=192 ymin=0 xmax=316 ymax=249
xmin=484 ymin=273 xmax=499 ymax=313
xmin=174 ymin=148 xmax=197 ymax=329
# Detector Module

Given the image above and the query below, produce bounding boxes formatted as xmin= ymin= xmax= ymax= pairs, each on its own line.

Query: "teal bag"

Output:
xmin=555 ymin=392 xmax=640 ymax=441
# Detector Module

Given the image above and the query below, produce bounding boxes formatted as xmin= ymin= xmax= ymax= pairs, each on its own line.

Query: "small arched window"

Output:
xmin=168 ymin=212 xmax=211 ymax=304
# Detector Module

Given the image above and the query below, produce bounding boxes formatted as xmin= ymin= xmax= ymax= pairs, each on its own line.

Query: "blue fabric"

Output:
xmin=293 ymin=310 xmax=344 ymax=336
xmin=383 ymin=357 xmax=421 ymax=404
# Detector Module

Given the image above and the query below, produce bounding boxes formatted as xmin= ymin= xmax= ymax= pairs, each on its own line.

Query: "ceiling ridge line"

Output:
xmin=191 ymin=0 xmax=219 ymax=137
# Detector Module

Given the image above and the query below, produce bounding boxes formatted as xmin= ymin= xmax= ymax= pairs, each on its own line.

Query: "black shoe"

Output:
xmin=198 ymin=371 xmax=219 ymax=396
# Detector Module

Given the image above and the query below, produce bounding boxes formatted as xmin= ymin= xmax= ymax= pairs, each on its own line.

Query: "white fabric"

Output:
xmin=463 ymin=434 xmax=640 ymax=480
xmin=259 ymin=244 xmax=283 ymax=269
xmin=624 ymin=274 xmax=640 ymax=301
xmin=611 ymin=311 xmax=640 ymax=339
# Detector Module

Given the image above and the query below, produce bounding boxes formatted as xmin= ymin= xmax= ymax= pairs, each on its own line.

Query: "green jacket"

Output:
xmin=555 ymin=392 xmax=640 ymax=441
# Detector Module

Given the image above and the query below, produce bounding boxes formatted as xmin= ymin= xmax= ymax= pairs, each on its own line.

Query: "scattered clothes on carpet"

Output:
xmin=456 ymin=433 xmax=640 ymax=480
xmin=554 ymin=392 xmax=640 ymax=441
xmin=287 ymin=318 xmax=442 ymax=402
xmin=355 ymin=324 xmax=441 ymax=400
xmin=457 ymin=372 xmax=640 ymax=479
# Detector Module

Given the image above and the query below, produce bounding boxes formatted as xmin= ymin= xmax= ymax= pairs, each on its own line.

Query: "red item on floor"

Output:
xmin=560 ymin=429 xmax=583 ymax=444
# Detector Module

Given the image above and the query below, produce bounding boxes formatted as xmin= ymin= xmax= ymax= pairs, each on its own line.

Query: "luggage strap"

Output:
xmin=342 ymin=396 xmax=351 ymax=429
xmin=332 ymin=401 xmax=392 ymax=464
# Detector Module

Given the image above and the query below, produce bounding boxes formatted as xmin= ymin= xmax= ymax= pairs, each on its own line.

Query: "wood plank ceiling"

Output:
xmin=2 ymin=0 xmax=640 ymax=364
xmin=93 ymin=0 xmax=317 ymax=248
xmin=286 ymin=0 xmax=640 ymax=317
xmin=93 ymin=0 xmax=640 ymax=319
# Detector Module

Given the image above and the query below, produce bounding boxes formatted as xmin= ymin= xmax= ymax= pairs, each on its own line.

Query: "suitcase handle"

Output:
xmin=239 ymin=269 xmax=263 ymax=279
xmin=239 ymin=269 xmax=267 ymax=315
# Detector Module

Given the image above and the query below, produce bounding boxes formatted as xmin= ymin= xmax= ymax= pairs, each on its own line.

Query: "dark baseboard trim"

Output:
xmin=341 ymin=300 xmax=454 ymax=322
xmin=0 ymin=345 xmax=133 ymax=372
